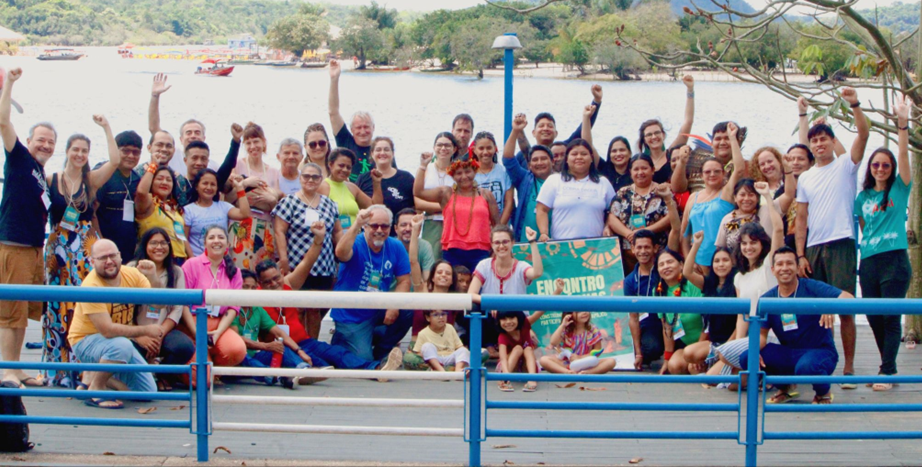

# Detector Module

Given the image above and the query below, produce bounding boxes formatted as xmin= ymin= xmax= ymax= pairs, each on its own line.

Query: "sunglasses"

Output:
xmin=300 ymin=173 xmax=323 ymax=181
xmin=366 ymin=223 xmax=390 ymax=231
xmin=871 ymin=162 xmax=892 ymax=170
xmin=307 ymin=140 xmax=328 ymax=149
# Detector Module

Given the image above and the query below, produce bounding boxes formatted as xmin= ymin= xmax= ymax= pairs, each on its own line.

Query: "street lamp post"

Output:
xmin=492 ymin=33 xmax=522 ymax=143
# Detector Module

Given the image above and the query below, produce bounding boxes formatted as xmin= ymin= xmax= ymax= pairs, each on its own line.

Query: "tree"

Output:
xmin=265 ymin=13 xmax=330 ymax=58
xmin=361 ymin=1 xmax=398 ymax=30
xmin=336 ymin=16 xmax=384 ymax=69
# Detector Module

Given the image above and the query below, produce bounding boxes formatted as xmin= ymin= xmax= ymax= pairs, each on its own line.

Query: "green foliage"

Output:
xmin=857 ymin=1 xmax=919 ymax=35
xmin=266 ymin=13 xmax=330 ymax=58
xmin=360 ymin=1 xmax=398 ymax=30
xmin=790 ymin=23 xmax=864 ymax=79
xmin=335 ymin=15 xmax=384 ymax=69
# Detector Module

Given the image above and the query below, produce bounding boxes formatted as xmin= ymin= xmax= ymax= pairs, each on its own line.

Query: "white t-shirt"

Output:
xmin=424 ymin=162 xmax=452 ymax=221
xmin=278 ymin=173 xmax=300 ymax=196
xmin=184 ymin=201 xmax=234 ymax=256
xmin=473 ymin=258 xmax=532 ymax=295
xmin=733 ymin=260 xmax=777 ymax=301
xmin=536 ymin=173 xmax=615 ymax=240
xmin=795 ymin=155 xmax=858 ymax=247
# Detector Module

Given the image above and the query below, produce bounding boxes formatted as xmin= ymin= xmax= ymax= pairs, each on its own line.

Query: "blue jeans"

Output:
xmin=73 ymin=333 xmax=156 ymax=393
xmin=741 ymin=344 xmax=838 ymax=396
xmin=332 ymin=309 xmax=413 ymax=362
xmin=300 ymin=339 xmax=378 ymax=369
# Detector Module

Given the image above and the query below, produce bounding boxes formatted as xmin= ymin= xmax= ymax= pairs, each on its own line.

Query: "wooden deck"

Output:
xmin=3 ymin=323 xmax=922 ymax=466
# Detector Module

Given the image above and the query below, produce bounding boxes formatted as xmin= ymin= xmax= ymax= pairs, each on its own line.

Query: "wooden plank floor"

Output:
xmin=7 ymin=323 xmax=922 ymax=466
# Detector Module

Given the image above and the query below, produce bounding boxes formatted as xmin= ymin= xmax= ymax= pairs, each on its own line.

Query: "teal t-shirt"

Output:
xmin=663 ymin=283 xmax=704 ymax=346
xmin=233 ymin=306 xmax=277 ymax=356
xmin=519 ymin=178 xmax=551 ymax=243
xmin=855 ymin=178 xmax=910 ymax=259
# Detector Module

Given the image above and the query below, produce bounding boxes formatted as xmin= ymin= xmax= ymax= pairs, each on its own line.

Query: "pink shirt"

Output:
xmin=181 ymin=253 xmax=242 ymax=316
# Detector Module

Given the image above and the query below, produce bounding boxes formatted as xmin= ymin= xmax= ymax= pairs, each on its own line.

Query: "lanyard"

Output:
xmin=363 ymin=237 xmax=387 ymax=277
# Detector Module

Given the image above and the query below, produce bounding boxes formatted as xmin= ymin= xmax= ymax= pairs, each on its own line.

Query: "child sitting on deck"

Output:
xmin=539 ymin=311 xmax=617 ymax=374
xmin=495 ymin=278 xmax=563 ymax=392
xmin=411 ymin=310 xmax=470 ymax=372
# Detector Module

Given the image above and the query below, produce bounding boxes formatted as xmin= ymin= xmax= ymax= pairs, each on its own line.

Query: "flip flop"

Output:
xmin=19 ymin=376 xmax=44 ymax=388
xmin=498 ymin=382 xmax=514 ymax=392
xmin=523 ymin=383 xmax=538 ymax=393
xmin=872 ymin=382 xmax=894 ymax=392
xmin=812 ymin=393 xmax=834 ymax=404
xmin=84 ymin=398 xmax=124 ymax=409
xmin=766 ymin=390 xmax=800 ymax=404
xmin=840 ymin=373 xmax=857 ymax=390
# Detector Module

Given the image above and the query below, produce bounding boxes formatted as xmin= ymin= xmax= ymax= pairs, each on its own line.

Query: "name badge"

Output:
xmin=340 ymin=214 xmax=352 ymax=229
xmin=122 ymin=199 xmax=135 ymax=222
xmin=146 ymin=308 xmax=161 ymax=320
xmin=173 ymin=219 xmax=187 ymax=242
xmin=41 ymin=191 xmax=51 ymax=210
xmin=60 ymin=205 xmax=80 ymax=231
xmin=366 ymin=271 xmax=382 ymax=292
xmin=207 ymin=305 xmax=221 ymax=318
xmin=244 ymin=329 xmax=258 ymax=343
xmin=304 ymin=208 xmax=320 ymax=225
xmin=672 ymin=316 xmax=686 ymax=341
xmin=780 ymin=314 xmax=798 ymax=331
xmin=277 ymin=324 xmax=290 ymax=336
xmin=630 ymin=213 xmax=646 ymax=229
xmin=639 ymin=313 xmax=649 ymax=321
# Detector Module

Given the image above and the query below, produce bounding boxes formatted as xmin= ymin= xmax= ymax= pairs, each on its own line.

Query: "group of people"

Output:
xmin=0 ymin=61 xmax=912 ymax=407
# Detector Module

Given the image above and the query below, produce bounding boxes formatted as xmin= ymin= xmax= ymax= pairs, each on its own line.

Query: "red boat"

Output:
xmin=195 ymin=59 xmax=234 ymax=77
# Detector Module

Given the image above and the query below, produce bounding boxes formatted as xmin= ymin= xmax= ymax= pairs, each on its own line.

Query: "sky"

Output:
xmin=327 ymin=0 xmax=912 ymax=11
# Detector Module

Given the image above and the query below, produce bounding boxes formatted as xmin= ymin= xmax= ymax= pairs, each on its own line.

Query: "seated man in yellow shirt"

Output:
xmin=68 ymin=239 xmax=163 ymax=409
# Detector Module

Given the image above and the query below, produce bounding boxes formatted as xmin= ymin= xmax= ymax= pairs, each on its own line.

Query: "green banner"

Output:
xmin=512 ymin=236 xmax=635 ymax=368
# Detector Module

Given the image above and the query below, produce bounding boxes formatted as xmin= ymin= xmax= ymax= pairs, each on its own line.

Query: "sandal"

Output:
xmin=840 ymin=373 xmax=857 ymax=390
xmin=498 ymin=381 xmax=514 ymax=392
xmin=812 ymin=393 xmax=834 ymax=404
xmin=523 ymin=382 xmax=538 ymax=392
xmin=872 ymin=382 xmax=894 ymax=392
xmin=766 ymin=390 xmax=800 ymax=404
xmin=84 ymin=398 xmax=124 ymax=409
xmin=156 ymin=379 xmax=173 ymax=392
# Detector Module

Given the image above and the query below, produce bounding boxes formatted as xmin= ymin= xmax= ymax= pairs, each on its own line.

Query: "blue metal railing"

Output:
xmin=0 ymin=286 xmax=920 ymax=466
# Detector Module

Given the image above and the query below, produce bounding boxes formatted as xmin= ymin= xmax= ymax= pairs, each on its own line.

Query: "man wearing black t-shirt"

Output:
xmin=95 ymin=131 xmax=143 ymax=261
xmin=0 ymin=68 xmax=55 ymax=386
xmin=328 ymin=59 xmax=374 ymax=182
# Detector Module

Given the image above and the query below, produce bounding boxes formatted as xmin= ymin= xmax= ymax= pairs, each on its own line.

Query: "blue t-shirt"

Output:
xmin=623 ymin=263 xmax=661 ymax=331
xmin=855 ymin=177 xmax=911 ymax=259
xmin=475 ymin=163 xmax=513 ymax=216
xmin=183 ymin=201 xmax=234 ymax=256
xmin=761 ymin=278 xmax=841 ymax=351
xmin=331 ymin=235 xmax=411 ymax=324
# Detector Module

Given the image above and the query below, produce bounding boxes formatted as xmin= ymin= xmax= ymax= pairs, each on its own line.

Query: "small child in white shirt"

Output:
xmin=412 ymin=310 xmax=471 ymax=371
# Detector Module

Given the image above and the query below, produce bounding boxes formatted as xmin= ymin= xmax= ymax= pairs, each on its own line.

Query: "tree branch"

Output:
xmin=484 ymin=0 xmax=566 ymax=14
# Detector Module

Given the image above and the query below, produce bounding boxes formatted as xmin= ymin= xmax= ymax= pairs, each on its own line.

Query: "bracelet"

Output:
xmin=850 ymin=100 xmax=861 ymax=109
xmin=784 ymin=171 xmax=793 ymax=175
xmin=900 ymin=126 xmax=909 ymax=131
xmin=687 ymin=92 xmax=694 ymax=99
xmin=798 ymin=113 xmax=807 ymax=117
xmin=664 ymin=351 xmax=674 ymax=361
xmin=146 ymin=164 xmax=157 ymax=174
xmin=236 ymin=190 xmax=246 ymax=199
xmin=797 ymin=255 xmax=806 ymax=260
xmin=417 ymin=166 xmax=427 ymax=171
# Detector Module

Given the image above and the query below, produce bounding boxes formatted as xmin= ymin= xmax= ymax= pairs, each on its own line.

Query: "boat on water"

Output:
xmin=299 ymin=61 xmax=327 ymax=69
xmin=195 ymin=59 xmax=234 ymax=77
xmin=254 ymin=60 xmax=297 ymax=67
xmin=37 ymin=48 xmax=84 ymax=61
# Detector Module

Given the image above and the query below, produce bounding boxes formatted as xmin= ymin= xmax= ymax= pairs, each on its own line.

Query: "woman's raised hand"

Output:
xmin=231 ymin=123 xmax=244 ymax=142
xmin=419 ymin=152 xmax=433 ymax=169
xmin=525 ymin=226 xmax=538 ymax=242
xmin=411 ymin=212 xmax=425 ymax=231
xmin=682 ymin=74 xmax=694 ymax=90
xmin=692 ymin=230 xmax=704 ymax=245
xmin=894 ymin=94 xmax=911 ymax=122
xmin=554 ymin=278 xmax=566 ymax=295
xmin=653 ymin=183 xmax=673 ymax=200
xmin=310 ymin=220 xmax=326 ymax=244
xmin=92 ymin=114 xmax=109 ymax=127
xmin=754 ymin=181 xmax=771 ymax=197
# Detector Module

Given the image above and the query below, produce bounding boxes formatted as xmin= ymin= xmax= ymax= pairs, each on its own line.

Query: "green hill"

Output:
xmin=857 ymin=1 xmax=919 ymax=35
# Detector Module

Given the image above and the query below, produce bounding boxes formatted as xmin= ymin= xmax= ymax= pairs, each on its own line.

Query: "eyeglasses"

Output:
xmin=366 ymin=223 xmax=391 ymax=231
xmin=300 ymin=173 xmax=323 ymax=181
xmin=307 ymin=140 xmax=328 ymax=149
xmin=94 ymin=253 xmax=119 ymax=263
xmin=492 ymin=239 xmax=511 ymax=246
xmin=120 ymin=148 xmax=142 ymax=157
xmin=643 ymin=130 xmax=664 ymax=139
xmin=435 ymin=143 xmax=454 ymax=149
xmin=429 ymin=312 xmax=449 ymax=318
xmin=148 ymin=241 xmax=169 ymax=247
xmin=871 ymin=162 xmax=892 ymax=170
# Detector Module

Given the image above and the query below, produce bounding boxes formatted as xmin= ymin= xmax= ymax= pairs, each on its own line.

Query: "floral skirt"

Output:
xmin=42 ymin=221 xmax=97 ymax=387
xmin=229 ymin=215 xmax=276 ymax=271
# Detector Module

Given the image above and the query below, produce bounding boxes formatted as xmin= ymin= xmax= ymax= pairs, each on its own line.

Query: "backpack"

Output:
xmin=0 ymin=380 xmax=32 ymax=452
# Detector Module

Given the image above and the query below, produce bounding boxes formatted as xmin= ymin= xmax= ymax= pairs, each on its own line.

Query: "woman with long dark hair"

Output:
xmin=136 ymin=163 xmax=193 ymax=260
xmin=608 ymin=155 xmax=672 ymax=272
xmin=536 ymin=139 xmax=615 ymax=241
xmin=128 ymin=227 xmax=196 ymax=391
xmin=653 ymin=248 xmax=706 ymax=375
xmin=183 ymin=168 xmax=251 ymax=256
xmin=599 ymin=136 xmax=633 ymax=192
xmin=856 ymin=95 xmax=913 ymax=389
xmin=42 ymin=115 xmax=120 ymax=387
xmin=415 ymin=132 xmax=461 ymax=261
xmin=303 ymin=123 xmax=332 ymax=178
xmin=636 ymin=75 xmax=695 ymax=184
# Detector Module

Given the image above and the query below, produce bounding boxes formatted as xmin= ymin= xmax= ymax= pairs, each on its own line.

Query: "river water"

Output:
xmin=1 ymin=47 xmax=887 ymax=174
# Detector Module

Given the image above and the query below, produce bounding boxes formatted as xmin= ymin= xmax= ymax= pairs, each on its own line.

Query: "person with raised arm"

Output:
xmin=415 ymin=132 xmax=462 ymax=262
xmin=331 ymin=206 xmax=411 ymax=363
xmin=472 ymin=132 xmax=515 ymax=226
xmin=598 ymin=136 xmax=633 ymax=193
xmin=678 ymin=122 xmax=741 ymax=276
xmin=739 ymin=247 xmax=852 ymax=405
xmin=328 ymin=59 xmax=375 ymax=181
xmin=854 ymin=95 xmax=913 ymax=390
xmin=513 ymin=84 xmax=603 ymax=167
xmin=795 ymin=87 xmax=868 ymax=387
xmin=183 ymin=170 xmax=251 ymax=256
xmin=607 ymin=154 xmax=672 ymax=273
xmin=0 ymin=68 xmax=56 ymax=387
xmin=635 ymin=75 xmax=695 ymax=185
xmin=42 ymin=114 xmax=121 ymax=387
xmin=95 ymin=129 xmax=144 ymax=261
xmin=414 ymin=148 xmax=499 ymax=271
xmin=401 ymin=209 xmax=437 ymax=287
xmin=68 ymin=240 xmax=161 ymax=408
xmin=173 ymin=122 xmax=242 ymax=208
xmin=135 ymin=161 xmax=193 ymax=261
xmin=503 ymin=113 xmax=554 ymax=243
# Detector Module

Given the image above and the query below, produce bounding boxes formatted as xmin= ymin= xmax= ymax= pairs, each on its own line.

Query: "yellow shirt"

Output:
xmin=68 ymin=266 xmax=151 ymax=348
xmin=413 ymin=324 xmax=464 ymax=356
xmin=325 ymin=178 xmax=359 ymax=228
xmin=137 ymin=205 xmax=188 ymax=258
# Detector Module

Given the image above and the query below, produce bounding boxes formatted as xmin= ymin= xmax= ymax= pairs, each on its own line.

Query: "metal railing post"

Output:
xmin=745 ymin=300 xmax=762 ymax=467
xmin=194 ymin=307 xmax=210 ymax=462
xmin=468 ymin=310 xmax=483 ymax=467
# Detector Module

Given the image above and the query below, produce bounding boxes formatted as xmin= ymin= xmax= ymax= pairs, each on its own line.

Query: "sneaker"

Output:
xmin=297 ymin=365 xmax=331 ymax=386
xmin=279 ymin=377 xmax=295 ymax=390
xmin=378 ymin=347 xmax=403 ymax=382
xmin=840 ymin=372 xmax=857 ymax=390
